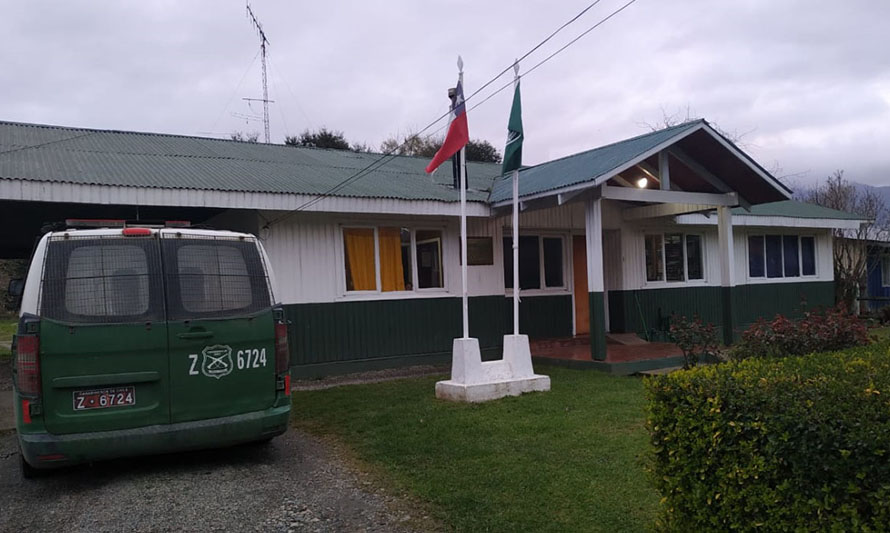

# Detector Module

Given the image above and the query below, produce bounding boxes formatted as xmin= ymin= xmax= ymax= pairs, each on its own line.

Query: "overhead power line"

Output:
xmin=264 ymin=0 xmax=640 ymax=229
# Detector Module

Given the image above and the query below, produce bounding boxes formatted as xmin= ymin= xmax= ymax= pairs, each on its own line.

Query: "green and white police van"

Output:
xmin=11 ymin=222 xmax=291 ymax=476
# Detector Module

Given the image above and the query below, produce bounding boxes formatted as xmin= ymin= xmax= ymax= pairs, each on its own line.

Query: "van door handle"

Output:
xmin=177 ymin=331 xmax=214 ymax=340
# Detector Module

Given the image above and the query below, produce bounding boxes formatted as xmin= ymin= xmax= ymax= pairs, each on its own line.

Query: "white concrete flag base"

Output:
xmin=435 ymin=335 xmax=550 ymax=403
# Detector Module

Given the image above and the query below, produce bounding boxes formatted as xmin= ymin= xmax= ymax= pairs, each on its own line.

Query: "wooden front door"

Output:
xmin=573 ymin=235 xmax=589 ymax=335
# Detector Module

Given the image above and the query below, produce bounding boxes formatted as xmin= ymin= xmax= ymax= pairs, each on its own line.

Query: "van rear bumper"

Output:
xmin=19 ymin=404 xmax=290 ymax=469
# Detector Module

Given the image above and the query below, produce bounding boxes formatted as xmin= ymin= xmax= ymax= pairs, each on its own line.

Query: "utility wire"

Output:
xmin=208 ymin=49 xmax=261 ymax=137
xmin=467 ymin=0 xmax=640 ymax=116
xmin=265 ymin=0 xmax=637 ymax=228
xmin=0 ymin=132 xmax=96 ymax=156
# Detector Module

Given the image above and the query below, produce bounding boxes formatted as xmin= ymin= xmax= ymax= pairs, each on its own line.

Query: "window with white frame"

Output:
xmin=502 ymin=235 xmax=565 ymax=290
xmin=644 ymin=233 xmax=704 ymax=283
xmin=342 ymin=226 xmax=443 ymax=293
xmin=748 ymin=234 xmax=816 ymax=279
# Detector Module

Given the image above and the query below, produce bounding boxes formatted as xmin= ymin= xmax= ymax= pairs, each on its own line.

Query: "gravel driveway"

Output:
xmin=0 ymin=427 xmax=437 ymax=532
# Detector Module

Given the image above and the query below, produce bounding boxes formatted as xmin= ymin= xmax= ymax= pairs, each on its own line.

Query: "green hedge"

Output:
xmin=645 ymin=344 xmax=890 ymax=531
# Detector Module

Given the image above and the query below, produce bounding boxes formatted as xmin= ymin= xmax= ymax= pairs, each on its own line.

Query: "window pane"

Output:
xmin=645 ymin=234 xmax=664 ymax=282
xmin=344 ymin=228 xmax=376 ymax=291
xmin=416 ymin=230 xmax=443 ymax=289
xmin=503 ymin=237 xmax=514 ymax=289
xmin=748 ymin=236 xmax=765 ymax=277
xmin=380 ymin=227 xmax=411 ymax=292
xmin=543 ymin=237 xmax=564 ymax=287
xmin=801 ymin=236 xmax=816 ymax=276
xmin=518 ymin=236 xmax=541 ymax=290
xmin=42 ymin=239 xmax=165 ymax=324
xmin=166 ymin=239 xmax=271 ymax=320
xmin=783 ymin=235 xmax=800 ymax=277
xmin=685 ymin=235 xmax=703 ymax=280
xmin=467 ymin=237 xmax=493 ymax=265
xmin=177 ymin=245 xmax=254 ymax=313
xmin=665 ymin=233 xmax=684 ymax=282
xmin=65 ymin=245 xmax=150 ymax=317
xmin=883 ymin=256 xmax=890 ymax=287
xmin=765 ymin=235 xmax=783 ymax=278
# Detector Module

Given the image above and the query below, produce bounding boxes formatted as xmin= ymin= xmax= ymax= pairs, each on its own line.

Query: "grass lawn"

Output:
xmin=870 ymin=325 xmax=890 ymax=342
xmin=292 ymin=367 xmax=658 ymax=532
xmin=0 ymin=316 xmax=15 ymax=358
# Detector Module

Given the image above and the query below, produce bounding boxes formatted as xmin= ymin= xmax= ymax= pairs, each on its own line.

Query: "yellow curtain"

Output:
xmin=378 ymin=227 xmax=406 ymax=292
xmin=344 ymin=228 xmax=376 ymax=291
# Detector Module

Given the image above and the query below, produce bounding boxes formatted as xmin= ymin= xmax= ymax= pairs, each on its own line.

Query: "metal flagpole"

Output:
xmin=512 ymin=61 xmax=520 ymax=336
xmin=458 ymin=57 xmax=469 ymax=340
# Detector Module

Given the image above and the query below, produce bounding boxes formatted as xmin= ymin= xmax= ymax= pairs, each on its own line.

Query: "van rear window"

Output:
xmin=41 ymin=237 xmax=164 ymax=323
xmin=163 ymin=237 xmax=271 ymax=320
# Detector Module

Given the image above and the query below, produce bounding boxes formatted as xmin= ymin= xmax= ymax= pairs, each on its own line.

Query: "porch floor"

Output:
xmin=530 ymin=335 xmax=683 ymax=364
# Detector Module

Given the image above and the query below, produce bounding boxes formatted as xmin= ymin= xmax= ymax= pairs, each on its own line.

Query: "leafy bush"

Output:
xmin=668 ymin=314 xmax=720 ymax=369
xmin=732 ymin=305 xmax=869 ymax=359
xmin=878 ymin=305 xmax=890 ymax=325
xmin=645 ymin=344 xmax=890 ymax=531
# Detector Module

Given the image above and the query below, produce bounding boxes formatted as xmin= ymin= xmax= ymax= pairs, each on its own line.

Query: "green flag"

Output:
xmin=502 ymin=81 xmax=523 ymax=174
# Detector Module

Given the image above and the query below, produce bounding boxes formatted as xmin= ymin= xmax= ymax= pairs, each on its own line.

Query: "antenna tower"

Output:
xmin=246 ymin=2 xmax=272 ymax=143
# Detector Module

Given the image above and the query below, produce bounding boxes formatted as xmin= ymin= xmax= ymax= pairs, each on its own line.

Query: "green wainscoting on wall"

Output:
xmin=513 ymin=294 xmax=573 ymax=340
xmin=608 ymin=281 xmax=835 ymax=342
xmin=608 ymin=286 xmax=725 ymax=341
xmin=731 ymin=281 xmax=835 ymax=328
xmin=286 ymin=294 xmax=572 ymax=377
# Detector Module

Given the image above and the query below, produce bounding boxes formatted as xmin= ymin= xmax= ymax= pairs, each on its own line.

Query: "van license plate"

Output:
xmin=73 ymin=386 xmax=136 ymax=411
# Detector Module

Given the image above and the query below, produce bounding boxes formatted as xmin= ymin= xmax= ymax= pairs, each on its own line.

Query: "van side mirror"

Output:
xmin=7 ymin=278 xmax=24 ymax=298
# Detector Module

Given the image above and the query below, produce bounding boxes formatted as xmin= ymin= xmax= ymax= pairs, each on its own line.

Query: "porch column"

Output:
xmin=585 ymin=197 xmax=607 ymax=360
xmin=717 ymin=206 xmax=736 ymax=345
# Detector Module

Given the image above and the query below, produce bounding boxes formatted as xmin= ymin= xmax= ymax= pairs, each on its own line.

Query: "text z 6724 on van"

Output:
xmin=11 ymin=225 xmax=291 ymax=476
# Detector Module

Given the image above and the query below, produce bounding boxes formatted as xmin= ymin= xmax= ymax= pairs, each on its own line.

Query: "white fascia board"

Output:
xmin=489 ymin=123 xmax=706 ymax=208
xmin=602 ymin=185 xmax=738 ymax=206
xmin=699 ymin=123 xmax=793 ymax=199
xmin=674 ymin=212 xmax=863 ymax=230
xmin=0 ymin=178 xmax=492 ymax=217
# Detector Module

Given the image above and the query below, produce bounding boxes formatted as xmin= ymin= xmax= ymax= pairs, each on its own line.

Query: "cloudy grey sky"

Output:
xmin=2 ymin=0 xmax=888 ymax=188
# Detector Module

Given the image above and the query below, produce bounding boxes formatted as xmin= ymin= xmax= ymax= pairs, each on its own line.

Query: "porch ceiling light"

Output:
xmin=636 ymin=177 xmax=648 ymax=189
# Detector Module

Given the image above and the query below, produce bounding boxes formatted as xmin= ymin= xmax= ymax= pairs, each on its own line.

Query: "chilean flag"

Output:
xmin=425 ymin=75 xmax=469 ymax=174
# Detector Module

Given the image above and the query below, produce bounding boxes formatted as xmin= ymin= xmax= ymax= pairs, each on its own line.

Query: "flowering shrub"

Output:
xmin=668 ymin=314 xmax=720 ymax=370
xmin=733 ymin=304 xmax=869 ymax=359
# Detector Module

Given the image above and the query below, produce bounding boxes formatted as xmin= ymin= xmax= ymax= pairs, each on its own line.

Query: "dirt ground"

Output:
xmin=0 ymin=426 xmax=438 ymax=533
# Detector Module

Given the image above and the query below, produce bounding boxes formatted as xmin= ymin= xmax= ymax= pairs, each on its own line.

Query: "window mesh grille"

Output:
xmin=41 ymin=235 xmax=163 ymax=323
xmin=162 ymin=235 xmax=271 ymax=320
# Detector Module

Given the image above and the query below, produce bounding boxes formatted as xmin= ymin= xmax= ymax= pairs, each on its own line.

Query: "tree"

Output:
xmin=805 ymin=170 xmax=888 ymax=311
xmin=641 ymin=105 xmax=750 ymax=146
xmin=465 ymin=139 xmax=502 ymax=164
xmin=379 ymin=132 xmax=502 ymax=163
xmin=230 ymin=131 xmax=259 ymax=143
xmin=285 ymin=127 xmax=351 ymax=150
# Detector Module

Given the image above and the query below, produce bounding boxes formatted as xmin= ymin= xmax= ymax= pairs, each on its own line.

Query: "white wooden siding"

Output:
xmin=210 ymin=202 xmax=837 ymax=307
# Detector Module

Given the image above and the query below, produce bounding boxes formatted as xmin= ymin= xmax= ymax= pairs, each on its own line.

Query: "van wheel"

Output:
xmin=20 ymin=455 xmax=42 ymax=479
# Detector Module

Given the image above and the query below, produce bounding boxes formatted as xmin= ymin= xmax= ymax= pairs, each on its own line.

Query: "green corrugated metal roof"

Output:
xmin=488 ymin=120 xmax=704 ymax=204
xmin=0 ymin=121 xmax=501 ymax=203
xmin=733 ymin=200 xmax=864 ymax=220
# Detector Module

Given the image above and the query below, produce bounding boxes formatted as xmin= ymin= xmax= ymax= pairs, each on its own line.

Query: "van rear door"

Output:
xmin=162 ymin=234 xmax=276 ymax=424
xmin=39 ymin=233 xmax=170 ymax=434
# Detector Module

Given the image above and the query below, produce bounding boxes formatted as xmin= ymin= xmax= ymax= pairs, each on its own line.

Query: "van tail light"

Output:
xmin=15 ymin=334 xmax=41 ymax=396
xmin=275 ymin=321 xmax=289 ymax=375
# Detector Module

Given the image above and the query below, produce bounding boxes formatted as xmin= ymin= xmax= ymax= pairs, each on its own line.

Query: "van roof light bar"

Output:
xmin=65 ymin=219 xmax=192 ymax=229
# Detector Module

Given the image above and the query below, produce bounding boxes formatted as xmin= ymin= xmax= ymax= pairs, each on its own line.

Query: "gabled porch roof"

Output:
xmin=489 ymin=119 xmax=793 ymax=207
